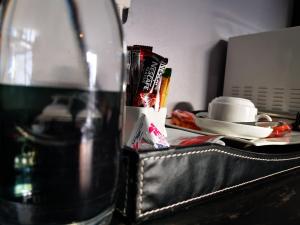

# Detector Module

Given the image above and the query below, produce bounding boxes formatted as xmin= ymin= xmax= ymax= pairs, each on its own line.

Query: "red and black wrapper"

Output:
xmin=126 ymin=46 xmax=154 ymax=105
xmin=133 ymin=52 xmax=168 ymax=108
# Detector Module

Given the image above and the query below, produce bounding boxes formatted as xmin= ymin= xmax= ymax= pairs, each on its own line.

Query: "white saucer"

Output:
xmin=195 ymin=118 xmax=273 ymax=139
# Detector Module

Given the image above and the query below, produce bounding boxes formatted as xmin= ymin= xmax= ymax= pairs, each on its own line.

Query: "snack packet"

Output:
xmin=169 ymin=135 xmax=225 ymax=147
xmin=171 ymin=110 xmax=201 ymax=131
xmin=133 ymin=52 xmax=168 ymax=108
xmin=159 ymin=68 xmax=172 ymax=108
xmin=268 ymin=122 xmax=292 ymax=138
xmin=127 ymin=45 xmax=154 ymax=105
xmin=126 ymin=113 xmax=169 ymax=150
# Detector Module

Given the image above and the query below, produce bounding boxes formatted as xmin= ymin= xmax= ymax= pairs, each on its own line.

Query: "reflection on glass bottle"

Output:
xmin=13 ymin=142 xmax=35 ymax=204
xmin=36 ymin=96 xmax=73 ymax=122
xmin=14 ymin=143 xmax=36 ymax=170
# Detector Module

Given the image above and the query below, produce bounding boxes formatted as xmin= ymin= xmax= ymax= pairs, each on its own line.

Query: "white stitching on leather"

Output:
xmin=136 ymin=148 xmax=300 ymax=218
xmin=143 ymin=149 xmax=300 ymax=162
xmin=137 ymin=159 xmax=145 ymax=216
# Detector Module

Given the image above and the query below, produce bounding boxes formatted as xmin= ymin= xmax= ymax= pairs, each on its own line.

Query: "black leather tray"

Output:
xmin=116 ymin=144 xmax=300 ymax=223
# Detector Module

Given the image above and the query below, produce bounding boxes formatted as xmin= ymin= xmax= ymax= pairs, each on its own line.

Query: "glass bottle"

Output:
xmin=0 ymin=0 xmax=125 ymax=224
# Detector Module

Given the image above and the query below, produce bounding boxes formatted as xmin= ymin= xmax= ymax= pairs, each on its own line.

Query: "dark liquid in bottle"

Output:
xmin=0 ymin=84 xmax=122 ymax=224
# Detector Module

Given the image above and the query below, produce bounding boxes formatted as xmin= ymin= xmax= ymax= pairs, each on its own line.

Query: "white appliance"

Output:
xmin=223 ymin=26 xmax=300 ymax=115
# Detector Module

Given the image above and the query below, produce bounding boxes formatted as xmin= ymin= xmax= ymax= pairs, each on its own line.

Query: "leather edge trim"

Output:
xmin=120 ymin=156 xmax=130 ymax=216
xmin=117 ymin=155 xmax=131 ymax=217
xmin=136 ymin=148 xmax=300 ymax=218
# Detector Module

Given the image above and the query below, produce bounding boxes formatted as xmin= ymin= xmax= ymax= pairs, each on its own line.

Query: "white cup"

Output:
xmin=208 ymin=96 xmax=272 ymax=122
xmin=123 ymin=106 xmax=167 ymax=145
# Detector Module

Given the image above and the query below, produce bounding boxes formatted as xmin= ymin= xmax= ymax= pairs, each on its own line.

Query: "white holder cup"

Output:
xmin=123 ymin=106 xmax=167 ymax=145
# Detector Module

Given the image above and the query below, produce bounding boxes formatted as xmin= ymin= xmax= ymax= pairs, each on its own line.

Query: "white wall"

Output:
xmin=124 ymin=0 xmax=292 ymax=112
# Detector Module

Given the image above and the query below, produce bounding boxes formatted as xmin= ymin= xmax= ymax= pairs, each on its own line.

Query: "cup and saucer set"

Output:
xmin=195 ymin=96 xmax=274 ymax=139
